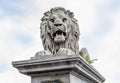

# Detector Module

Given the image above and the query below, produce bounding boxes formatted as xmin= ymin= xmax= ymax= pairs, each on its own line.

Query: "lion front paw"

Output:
xmin=35 ymin=50 xmax=52 ymax=57
xmin=57 ymin=48 xmax=75 ymax=56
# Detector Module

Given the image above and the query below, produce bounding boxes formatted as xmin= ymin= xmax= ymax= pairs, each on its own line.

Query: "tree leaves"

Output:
xmin=83 ymin=54 xmax=97 ymax=64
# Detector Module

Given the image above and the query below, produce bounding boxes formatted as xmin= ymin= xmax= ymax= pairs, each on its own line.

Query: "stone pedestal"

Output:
xmin=12 ymin=55 xmax=105 ymax=83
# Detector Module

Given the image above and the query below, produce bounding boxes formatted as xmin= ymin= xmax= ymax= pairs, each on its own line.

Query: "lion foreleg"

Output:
xmin=35 ymin=50 xmax=52 ymax=57
xmin=57 ymin=48 xmax=75 ymax=56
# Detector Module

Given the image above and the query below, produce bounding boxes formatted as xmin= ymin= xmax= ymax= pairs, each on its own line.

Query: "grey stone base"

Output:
xmin=31 ymin=71 xmax=94 ymax=83
xmin=12 ymin=55 xmax=105 ymax=83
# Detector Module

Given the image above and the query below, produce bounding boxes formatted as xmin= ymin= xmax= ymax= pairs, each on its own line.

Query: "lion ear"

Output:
xmin=66 ymin=10 xmax=74 ymax=18
xmin=41 ymin=11 xmax=50 ymax=21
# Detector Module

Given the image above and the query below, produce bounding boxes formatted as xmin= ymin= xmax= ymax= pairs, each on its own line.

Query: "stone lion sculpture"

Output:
xmin=36 ymin=7 xmax=80 ymax=56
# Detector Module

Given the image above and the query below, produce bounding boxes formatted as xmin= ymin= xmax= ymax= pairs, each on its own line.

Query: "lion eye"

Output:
xmin=50 ymin=19 xmax=54 ymax=22
xmin=63 ymin=18 xmax=67 ymax=22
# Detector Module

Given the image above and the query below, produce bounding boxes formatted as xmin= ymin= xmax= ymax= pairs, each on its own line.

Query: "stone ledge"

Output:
xmin=12 ymin=55 xmax=105 ymax=83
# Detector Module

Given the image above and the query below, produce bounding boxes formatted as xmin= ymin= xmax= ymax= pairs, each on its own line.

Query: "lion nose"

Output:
xmin=54 ymin=24 xmax=62 ymax=27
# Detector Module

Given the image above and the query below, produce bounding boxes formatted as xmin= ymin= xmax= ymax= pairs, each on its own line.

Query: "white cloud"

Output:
xmin=92 ymin=9 xmax=120 ymax=83
xmin=0 ymin=66 xmax=30 ymax=83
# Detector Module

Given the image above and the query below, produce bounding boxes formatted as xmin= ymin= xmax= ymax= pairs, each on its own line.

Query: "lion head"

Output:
xmin=40 ymin=7 xmax=80 ymax=54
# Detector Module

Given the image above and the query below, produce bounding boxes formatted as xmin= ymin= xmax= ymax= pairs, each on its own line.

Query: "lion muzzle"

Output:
xmin=53 ymin=30 xmax=66 ymax=43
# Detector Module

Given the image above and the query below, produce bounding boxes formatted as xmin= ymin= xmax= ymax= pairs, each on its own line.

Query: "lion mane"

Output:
xmin=40 ymin=7 xmax=80 ymax=55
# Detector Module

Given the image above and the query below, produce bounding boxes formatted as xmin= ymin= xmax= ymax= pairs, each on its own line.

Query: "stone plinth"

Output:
xmin=12 ymin=55 xmax=105 ymax=83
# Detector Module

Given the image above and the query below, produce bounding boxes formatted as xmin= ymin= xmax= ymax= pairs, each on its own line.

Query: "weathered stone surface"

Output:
xmin=37 ymin=7 xmax=80 ymax=56
xmin=12 ymin=55 xmax=105 ymax=83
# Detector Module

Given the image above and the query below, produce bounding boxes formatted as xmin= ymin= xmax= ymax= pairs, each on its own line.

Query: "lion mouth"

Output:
xmin=52 ymin=30 xmax=67 ymax=43
xmin=53 ymin=30 xmax=66 ymax=37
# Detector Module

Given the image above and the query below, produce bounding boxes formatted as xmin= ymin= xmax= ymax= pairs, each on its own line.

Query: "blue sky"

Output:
xmin=0 ymin=0 xmax=120 ymax=83
xmin=0 ymin=0 xmax=23 ymax=16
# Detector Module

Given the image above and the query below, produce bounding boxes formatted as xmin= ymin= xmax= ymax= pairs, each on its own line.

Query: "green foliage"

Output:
xmin=83 ymin=55 xmax=97 ymax=64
